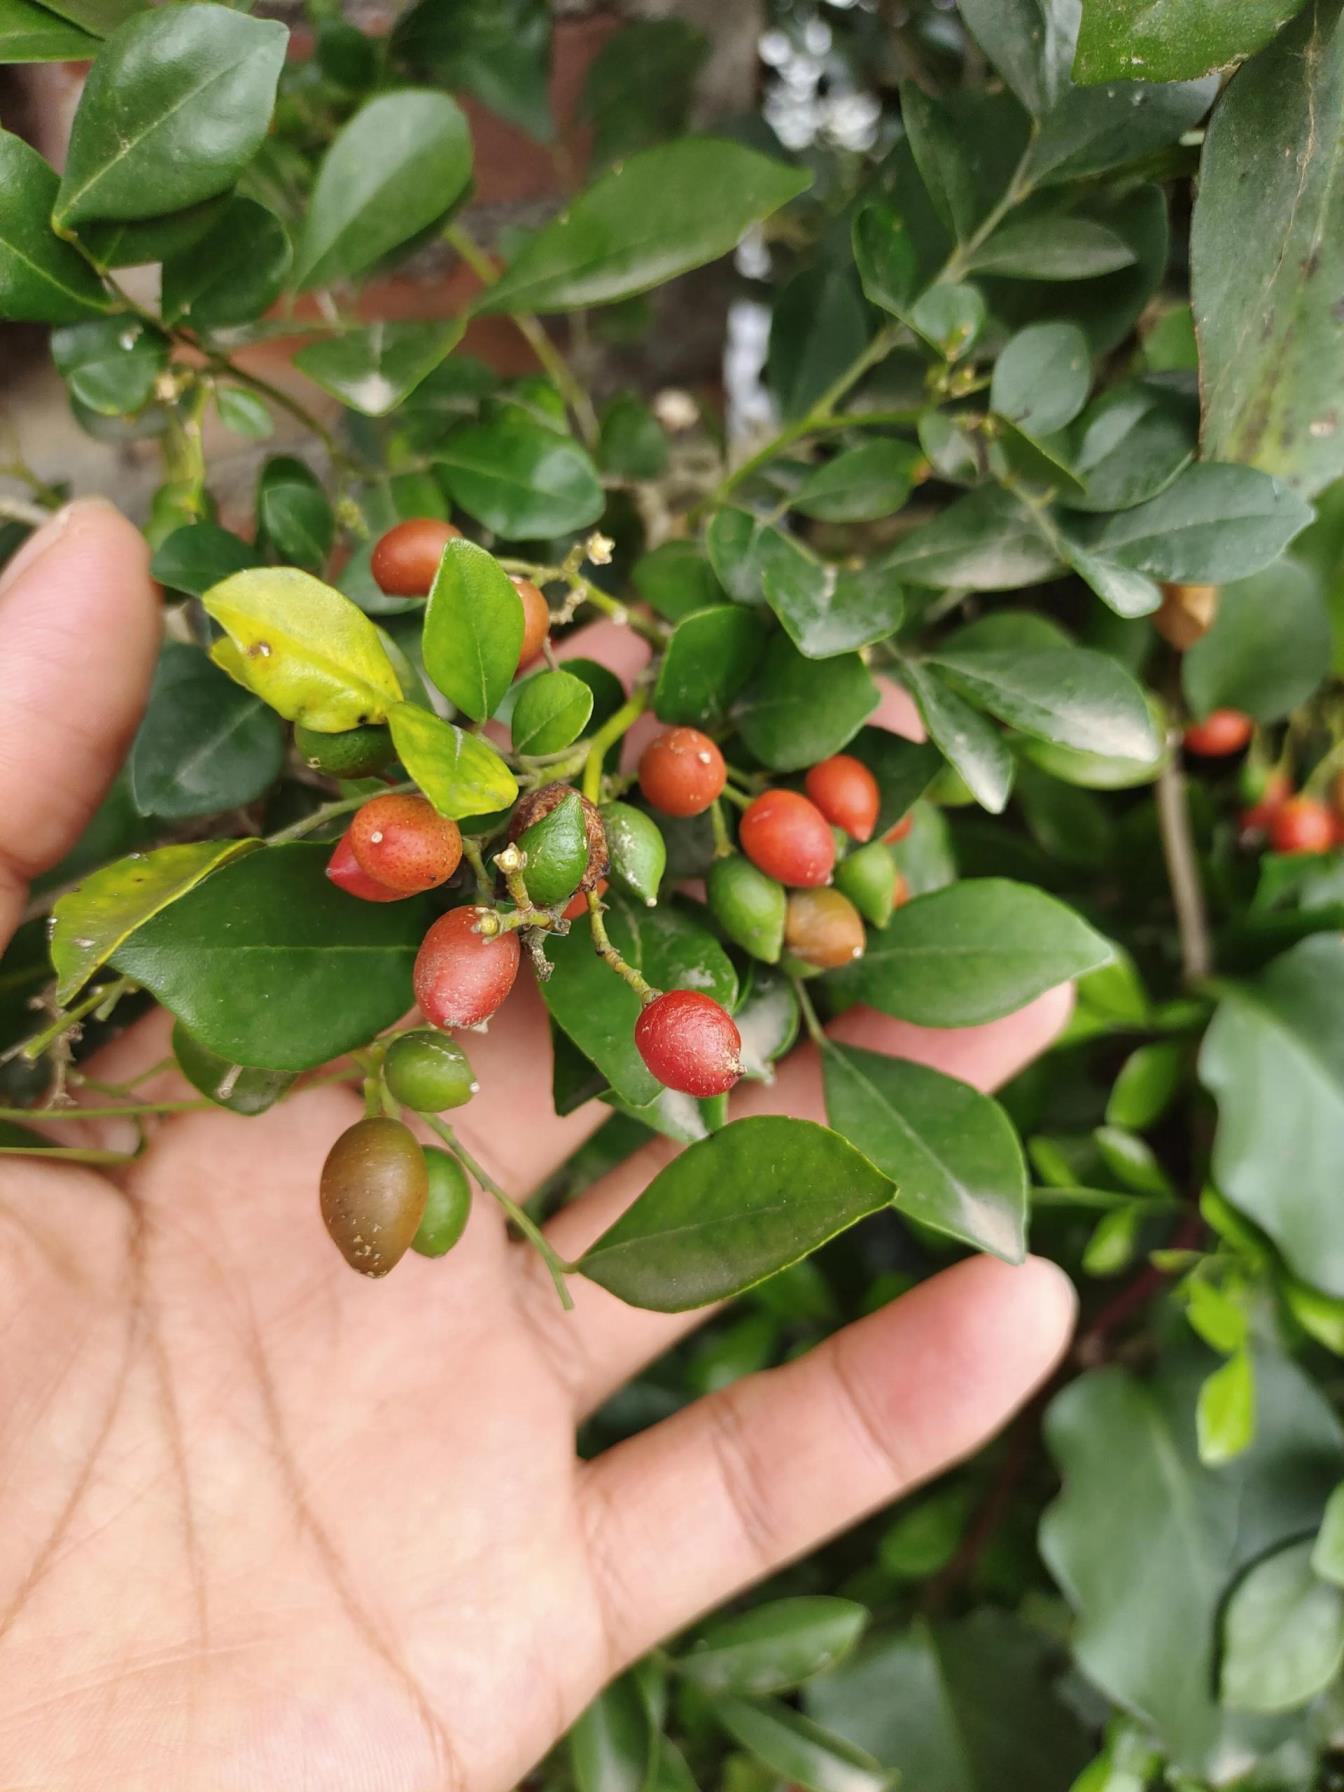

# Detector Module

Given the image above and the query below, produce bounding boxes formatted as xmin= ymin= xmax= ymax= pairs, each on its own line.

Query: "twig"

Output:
xmin=1156 ymin=750 xmax=1212 ymax=985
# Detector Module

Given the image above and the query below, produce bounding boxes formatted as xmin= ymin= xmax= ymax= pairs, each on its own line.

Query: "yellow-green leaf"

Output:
xmin=387 ymin=701 xmax=518 ymax=819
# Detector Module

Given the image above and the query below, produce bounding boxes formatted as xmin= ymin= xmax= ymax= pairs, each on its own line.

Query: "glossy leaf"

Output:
xmin=1182 ymin=561 xmax=1331 ymax=723
xmin=581 ymin=18 xmax=707 ymax=165
xmin=830 ymin=878 xmax=1112 ymax=1026
xmin=908 ymin=282 xmax=986 ymax=361
xmin=567 ymin=1674 xmax=657 ymax=1792
xmin=386 ymin=703 xmax=517 ymax=820
xmin=0 ymin=134 xmax=113 ymax=320
xmin=1074 ymin=463 xmax=1312 ymax=581
xmin=1200 ymin=935 xmax=1344 ymax=1297
xmin=512 ymin=670 xmax=594 ymax=756
xmin=1221 ymin=1537 xmax=1344 ymax=1714
xmin=852 ymin=201 xmax=919 ymax=316
xmin=203 ymin=567 xmax=404 ymax=731
xmin=578 ymin=1116 xmax=893 ymax=1312
xmin=597 ymin=393 xmax=669 ymax=481
xmin=75 ymin=197 xmax=226 ymax=272
xmin=1075 ymin=0 xmax=1307 ymax=81
xmin=437 ymin=412 xmax=603 ymax=539
xmin=1066 ymin=380 xmax=1196 ymax=514
xmin=294 ymin=90 xmax=471 ymax=290
xmin=393 ymin=0 xmax=552 ymax=139
xmin=653 ymin=606 xmax=766 ymax=725
xmin=793 ymin=441 xmax=923 ymax=523
xmin=705 ymin=509 xmax=774 ymax=606
xmin=879 ymin=486 xmax=1061 ymax=591
xmin=850 ymin=727 xmax=943 ymax=839
xmin=1192 ymin=3 xmax=1344 ymax=497
xmin=150 ymin=522 xmax=260 ymax=597
xmin=111 ymin=844 xmax=431 ymax=1071
xmin=676 ymin=1599 xmax=868 ymax=1697
xmin=50 ymin=316 xmax=167 ymax=415
xmin=990 ymin=322 xmax=1091 ymax=437
xmin=294 ymin=321 xmax=463 ymax=417
xmin=172 ymin=1021 xmax=295 ymax=1117
xmin=0 ymin=0 xmax=98 ymax=60
xmin=970 ymin=217 xmax=1136 ymax=280
xmin=823 ymin=1044 xmax=1028 ymax=1261
xmin=735 ymin=633 xmax=879 ymax=771
xmin=129 ymin=643 xmax=283 ymax=821
xmin=477 ymin=139 xmax=810 ymax=314
xmin=633 ymin=541 xmax=724 ymax=620
xmin=767 ymin=265 xmax=871 ymax=423
xmin=215 ymin=387 xmax=274 ymax=441
xmin=255 ymin=456 xmax=333 ymax=570
xmin=54 ymin=5 xmax=288 ymax=226
xmin=899 ymin=661 xmax=1013 ymax=815
xmin=160 ymin=198 xmax=291 ymax=328
xmin=709 ymin=1697 xmax=888 ymax=1792
xmin=50 ymin=838 xmax=260 ymax=1006
xmin=422 ymin=537 xmax=524 ymax=722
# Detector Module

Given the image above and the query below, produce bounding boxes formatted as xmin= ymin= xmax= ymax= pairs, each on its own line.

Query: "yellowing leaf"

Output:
xmin=387 ymin=702 xmax=517 ymax=819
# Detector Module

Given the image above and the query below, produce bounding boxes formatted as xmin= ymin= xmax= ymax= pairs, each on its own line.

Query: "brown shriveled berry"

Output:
xmin=638 ymin=726 xmax=726 ymax=817
xmin=804 ymin=754 xmax=880 ymax=842
xmin=326 ymin=826 xmax=405 ymax=902
xmin=320 ymin=1116 xmax=428 ymax=1278
xmin=511 ymin=576 xmax=551 ymax=668
xmin=784 ymin=887 xmax=867 ymax=969
xmin=371 ymin=517 xmax=462 ymax=598
xmin=1270 ymin=795 xmax=1336 ymax=855
xmin=739 ymin=788 xmax=836 ymax=887
xmin=507 ymin=783 xmax=608 ymax=892
xmin=1183 ymin=710 xmax=1254 ymax=758
xmin=414 ymin=906 xmax=521 ymax=1030
xmin=634 ymin=990 xmax=742 ymax=1097
xmin=1155 ymin=581 xmax=1218 ymax=650
xmin=351 ymin=793 xmax=463 ymax=893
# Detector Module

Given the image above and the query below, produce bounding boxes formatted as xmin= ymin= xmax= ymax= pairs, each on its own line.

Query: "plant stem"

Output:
xmin=266 ymin=780 xmax=415 ymax=846
xmin=793 ymin=978 xmax=828 ymax=1049
xmin=425 ymin=1115 xmax=574 ymax=1310
xmin=581 ymin=690 xmax=648 ymax=803
xmin=0 ymin=1097 xmax=208 ymax=1122
xmin=0 ymin=1144 xmax=140 ymax=1166
xmin=1156 ymin=749 xmax=1212 ymax=986
xmin=498 ymin=558 xmax=664 ymax=646
xmin=460 ymin=836 xmax=493 ymax=900
xmin=709 ymin=799 xmax=733 ymax=858
xmin=586 ymin=890 xmax=657 ymax=1003
xmin=0 ymin=493 xmax=54 ymax=528
xmin=443 ymin=222 xmax=599 ymax=446
xmin=12 ymin=977 xmax=133 ymax=1065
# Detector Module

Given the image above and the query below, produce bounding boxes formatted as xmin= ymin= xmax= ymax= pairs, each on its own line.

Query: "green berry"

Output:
xmin=707 ymin=853 xmax=787 ymax=964
xmin=835 ymin=840 xmax=899 ymax=928
xmin=514 ymin=789 xmax=597 ymax=908
xmin=600 ymin=801 xmax=667 ymax=906
xmin=383 ymin=1029 xmax=477 ymax=1112
xmin=295 ymin=720 xmax=395 ymax=779
xmin=412 ymin=1147 xmax=473 ymax=1258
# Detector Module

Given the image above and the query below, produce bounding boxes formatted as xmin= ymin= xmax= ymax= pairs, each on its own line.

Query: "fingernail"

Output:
xmin=0 ymin=497 xmax=119 ymax=601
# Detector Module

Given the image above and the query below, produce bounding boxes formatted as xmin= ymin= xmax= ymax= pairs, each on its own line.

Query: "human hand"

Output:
xmin=0 ymin=504 xmax=1075 ymax=1791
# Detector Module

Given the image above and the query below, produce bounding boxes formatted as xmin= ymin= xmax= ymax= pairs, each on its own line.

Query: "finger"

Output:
xmin=538 ymin=984 xmax=1073 ymax=1415
xmin=579 ymin=1252 xmax=1075 ymax=1669
xmin=0 ymin=501 xmax=159 ymax=950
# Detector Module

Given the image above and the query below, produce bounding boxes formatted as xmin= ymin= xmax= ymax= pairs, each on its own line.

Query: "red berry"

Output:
xmin=1270 ymin=795 xmax=1336 ymax=855
xmin=634 ymin=990 xmax=742 ymax=1097
xmin=1184 ymin=709 xmax=1254 ymax=757
xmin=892 ymin=869 xmax=910 ymax=909
xmin=804 ymin=754 xmax=880 ymax=842
xmin=350 ymin=793 xmax=463 ymax=894
xmin=1239 ymin=769 xmax=1290 ymax=838
xmin=414 ymin=907 xmax=521 ymax=1029
xmin=325 ymin=826 xmax=405 ymax=902
xmin=739 ymin=789 xmax=836 ymax=887
xmin=562 ymin=877 xmax=607 ymax=922
xmin=884 ymin=812 xmax=914 ymax=844
xmin=638 ymin=727 xmax=726 ymax=817
xmin=371 ymin=518 xmax=462 ymax=598
xmin=511 ymin=576 xmax=551 ymax=669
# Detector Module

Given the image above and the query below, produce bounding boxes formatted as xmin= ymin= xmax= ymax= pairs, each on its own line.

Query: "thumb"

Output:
xmin=0 ymin=499 xmax=160 ymax=950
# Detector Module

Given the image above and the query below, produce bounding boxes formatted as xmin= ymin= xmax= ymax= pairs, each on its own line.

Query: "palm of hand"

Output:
xmin=0 ymin=505 xmax=1075 ymax=1790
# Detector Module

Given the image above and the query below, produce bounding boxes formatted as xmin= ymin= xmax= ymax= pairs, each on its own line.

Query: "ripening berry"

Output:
xmin=638 ymin=726 xmax=726 ymax=817
xmin=884 ymin=811 xmax=914 ymax=844
xmin=511 ymin=576 xmax=551 ymax=669
xmin=414 ymin=906 xmax=521 ymax=1030
xmin=784 ymin=887 xmax=867 ymax=969
xmin=371 ymin=517 xmax=462 ymax=597
xmin=326 ymin=826 xmax=405 ymax=902
xmin=804 ymin=754 xmax=880 ymax=842
xmin=739 ymin=789 xmax=836 ymax=887
xmin=1184 ymin=709 xmax=1253 ymax=757
xmin=634 ymin=990 xmax=743 ymax=1097
xmin=1239 ymin=769 xmax=1290 ymax=838
xmin=1155 ymin=581 xmax=1218 ymax=651
xmin=296 ymin=721 xmax=395 ymax=779
xmin=383 ymin=1029 xmax=477 ymax=1112
xmin=412 ymin=1147 xmax=473 ymax=1258
xmin=1270 ymin=795 xmax=1336 ymax=855
xmin=508 ymin=783 xmax=608 ymax=898
xmin=351 ymin=793 xmax=463 ymax=893
xmin=320 ymin=1116 xmax=428 ymax=1278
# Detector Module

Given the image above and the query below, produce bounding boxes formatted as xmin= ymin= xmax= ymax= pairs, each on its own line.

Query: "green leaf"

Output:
xmin=705 ymin=509 xmax=774 ymax=606
xmin=50 ymin=315 xmax=167 ymax=415
xmin=1182 ymin=560 xmax=1331 ymax=722
xmin=598 ymin=392 xmax=669 ymax=481
xmin=54 ymin=4 xmax=288 ymax=227
xmin=581 ymin=18 xmax=708 ymax=166
xmin=1105 ymin=1040 xmax=1183 ymax=1130
xmin=633 ymin=540 xmax=724 ymax=620
xmin=1200 ymin=935 xmax=1344 ymax=1297
xmin=793 ymin=441 xmax=923 ymax=523
xmin=392 ymin=0 xmax=552 ymax=140
xmin=75 ymin=196 xmax=226 ymax=272
xmin=160 ymin=197 xmax=290 ymax=328
xmin=908 ymin=282 xmax=986 ymax=361
xmin=1066 ymin=380 xmax=1196 ymax=514
xmin=969 ymin=217 xmax=1137 ymax=279
xmin=829 ymin=878 xmax=1113 ymax=1027
xmin=654 ymin=606 xmax=766 ymax=725
xmin=1059 ymin=541 xmax=1163 ymax=620
xmin=255 ymin=455 xmax=333 ymax=570
xmin=567 ymin=1673 xmax=657 ymax=1792
xmin=851 ymin=727 xmax=943 ymax=839
xmin=129 ymin=643 xmax=283 ymax=821
xmin=293 ymin=90 xmax=471 ymax=290
xmin=763 ymin=559 xmax=905 ymax=661
xmin=1192 ymin=3 xmax=1344 ymax=497
xmin=1315 ymin=1482 xmax=1344 ymax=1585
xmin=110 ymin=843 xmax=431 ymax=1071
xmin=511 ymin=669 xmax=593 ymax=755
xmin=294 ymin=321 xmax=463 ymax=418
xmin=767 ymin=265 xmax=871 ymax=423
xmin=476 ymin=138 xmax=809 ymax=314
xmin=852 ymin=202 xmax=919 ymax=317
xmin=202 ymin=567 xmax=404 ymax=731
xmin=1196 ymin=1347 xmax=1256 ymax=1466
xmin=990 ymin=322 xmax=1091 ymax=437
xmin=0 ymin=0 xmax=98 ymax=62
xmin=1074 ymin=463 xmax=1312 ymax=581
xmin=27 ymin=0 xmax=142 ymax=34
xmin=709 ymin=1697 xmax=889 ymax=1792
xmin=579 ymin=1116 xmax=892 ymax=1313
xmin=215 ymin=387 xmax=274 ymax=441
xmin=900 ymin=80 xmax=982 ymax=240
xmin=542 ymin=902 xmax=737 ymax=1108
xmin=386 ymin=703 xmax=517 ymax=820
xmin=879 ymin=486 xmax=1061 ymax=591
xmin=421 ymin=537 xmax=524 ymax=722
xmin=436 ymin=411 xmax=603 ymax=539
xmin=50 ymin=837 xmax=261 ymax=1006
xmin=150 ymin=522 xmax=259 ymax=597
xmin=899 ymin=661 xmax=1014 ymax=814
xmin=735 ymin=632 xmax=879 ymax=771
xmin=172 ymin=1021 xmax=295 ymax=1117
xmin=1221 ymin=1537 xmax=1344 ymax=1713
xmin=822 ymin=1044 xmax=1028 ymax=1262
xmin=676 ymin=1599 xmax=868 ymax=1697
xmin=1041 ymin=1349 xmax=1344 ymax=1775
xmin=1076 ymin=0 xmax=1310 ymax=84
